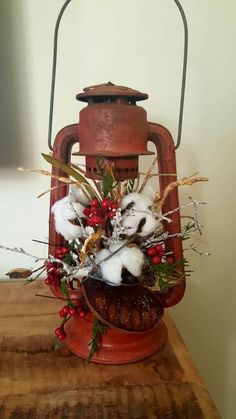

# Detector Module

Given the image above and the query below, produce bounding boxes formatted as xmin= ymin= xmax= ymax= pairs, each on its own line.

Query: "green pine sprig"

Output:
xmin=96 ymin=157 xmax=116 ymax=198
xmin=147 ymin=258 xmax=188 ymax=292
xmin=88 ymin=318 xmax=108 ymax=360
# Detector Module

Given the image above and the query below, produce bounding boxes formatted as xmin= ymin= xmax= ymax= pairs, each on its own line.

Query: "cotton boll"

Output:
xmin=121 ymin=208 xmax=159 ymax=237
xmin=52 ymin=197 xmax=85 ymax=221
xmin=95 ymin=249 xmax=110 ymax=265
xmin=70 ymin=186 xmax=90 ymax=206
xmin=138 ymin=213 xmax=159 ymax=237
xmin=100 ymin=255 xmax=123 ymax=285
xmin=121 ymin=192 xmax=153 ymax=211
xmin=119 ymin=246 xmax=144 ymax=277
xmin=54 ymin=216 xmax=83 ymax=241
xmin=95 ymin=248 xmax=123 ymax=285
xmin=122 ymin=215 xmax=140 ymax=236
xmin=70 ymin=202 xmax=86 ymax=219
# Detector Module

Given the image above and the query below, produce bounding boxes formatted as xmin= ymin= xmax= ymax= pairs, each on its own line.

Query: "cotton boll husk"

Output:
xmin=119 ymin=246 xmax=144 ymax=277
xmin=54 ymin=216 xmax=83 ymax=241
xmin=121 ymin=192 xmax=153 ymax=211
xmin=69 ymin=186 xmax=91 ymax=206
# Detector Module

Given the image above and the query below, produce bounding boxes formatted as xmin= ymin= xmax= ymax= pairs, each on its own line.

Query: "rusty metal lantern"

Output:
xmin=47 ymin=0 xmax=188 ymax=363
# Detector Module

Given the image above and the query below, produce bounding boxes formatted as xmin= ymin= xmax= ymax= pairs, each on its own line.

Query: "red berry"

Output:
xmin=101 ymin=198 xmax=111 ymax=210
xmin=91 ymin=198 xmax=99 ymax=207
xmin=152 ymin=255 xmax=161 ymax=265
xmin=108 ymin=211 xmax=116 ymax=219
xmin=55 ymin=249 xmax=63 ymax=259
xmin=60 ymin=246 xmax=69 ymax=255
xmin=53 ymin=267 xmax=61 ymax=276
xmin=79 ymin=310 xmax=87 ymax=318
xmin=57 ymin=332 xmax=67 ymax=341
xmin=87 ymin=218 xmax=95 ymax=227
xmin=110 ymin=202 xmax=118 ymax=210
xmin=92 ymin=215 xmax=102 ymax=225
xmin=83 ymin=207 xmax=91 ymax=216
xmin=62 ymin=306 xmax=70 ymax=314
xmin=59 ymin=307 xmax=69 ymax=318
xmin=155 ymin=244 xmax=164 ymax=256
xmin=146 ymin=247 xmax=156 ymax=257
xmin=46 ymin=262 xmax=54 ymax=272
xmin=45 ymin=277 xmax=52 ymax=285
xmin=55 ymin=327 xmax=62 ymax=336
xmin=69 ymin=307 xmax=77 ymax=316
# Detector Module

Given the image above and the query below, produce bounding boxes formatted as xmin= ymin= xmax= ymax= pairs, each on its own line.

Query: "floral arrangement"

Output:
xmin=2 ymin=155 xmax=208 ymax=358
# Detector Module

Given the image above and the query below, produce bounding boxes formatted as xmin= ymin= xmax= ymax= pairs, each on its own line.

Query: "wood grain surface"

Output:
xmin=0 ymin=280 xmax=220 ymax=419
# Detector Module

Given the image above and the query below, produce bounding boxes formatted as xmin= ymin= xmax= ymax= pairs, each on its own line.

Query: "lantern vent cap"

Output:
xmin=76 ymin=82 xmax=148 ymax=103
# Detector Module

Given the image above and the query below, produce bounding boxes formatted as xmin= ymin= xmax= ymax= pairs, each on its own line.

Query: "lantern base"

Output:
xmin=65 ymin=312 xmax=167 ymax=365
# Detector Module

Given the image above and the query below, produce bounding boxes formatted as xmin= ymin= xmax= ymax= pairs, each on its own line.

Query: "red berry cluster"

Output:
xmin=83 ymin=198 xmax=118 ymax=227
xmin=55 ymin=300 xmax=88 ymax=341
xmin=146 ymin=244 xmax=164 ymax=265
xmin=55 ymin=246 xmax=69 ymax=259
xmin=45 ymin=261 xmax=63 ymax=286
xmin=55 ymin=325 xmax=67 ymax=341
xmin=44 ymin=247 xmax=70 ymax=286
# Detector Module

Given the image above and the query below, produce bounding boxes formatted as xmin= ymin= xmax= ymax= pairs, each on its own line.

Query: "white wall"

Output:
xmin=0 ymin=1 xmax=235 ymax=417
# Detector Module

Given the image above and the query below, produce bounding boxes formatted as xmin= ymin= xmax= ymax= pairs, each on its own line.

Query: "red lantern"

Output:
xmin=47 ymin=0 xmax=189 ymax=363
xmin=48 ymin=82 xmax=185 ymax=363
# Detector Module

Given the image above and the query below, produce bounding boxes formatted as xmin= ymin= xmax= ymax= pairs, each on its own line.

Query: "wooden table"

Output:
xmin=0 ymin=280 xmax=220 ymax=419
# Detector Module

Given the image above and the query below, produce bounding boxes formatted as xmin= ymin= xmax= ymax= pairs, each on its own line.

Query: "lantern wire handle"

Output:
xmin=172 ymin=0 xmax=188 ymax=149
xmin=47 ymin=0 xmax=188 ymax=151
xmin=48 ymin=0 xmax=72 ymax=151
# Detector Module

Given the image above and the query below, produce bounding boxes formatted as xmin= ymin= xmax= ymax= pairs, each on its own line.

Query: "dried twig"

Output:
xmin=153 ymin=174 xmax=208 ymax=213
xmin=139 ymin=157 xmax=158 ymax=193
xmin=18 ymin=168 xmax=71 ymax=184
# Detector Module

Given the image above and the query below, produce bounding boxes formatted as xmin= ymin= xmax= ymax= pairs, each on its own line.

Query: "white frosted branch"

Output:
xmin=0 ymin=244 xmax=46 ymax=262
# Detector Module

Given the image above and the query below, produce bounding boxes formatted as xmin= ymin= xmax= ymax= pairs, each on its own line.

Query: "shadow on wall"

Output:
xmin=0 ymin=1 xmax=33 ymax=167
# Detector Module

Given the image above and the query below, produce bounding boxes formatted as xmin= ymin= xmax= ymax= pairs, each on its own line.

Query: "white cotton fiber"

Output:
xmin=95 ymin=249 xmax=110 ymax=264
xmin=119 ymin=246 xmax=144 ymax=277
xmin=100 ymin=255 xmax=123 ymax=285
xmin=121 ymin=192 xmax=153 ymax=211
xmin=53 ymin=217 xmax=83 ymax=241
xmin=96 ymin=248 xmax=123 ymax=285
xmin=69 ymin=186 xmax=90 ymax=206
xmin=51 ymin=193 xmax=86 ymax=241
xmin=52 ymin=197 xmax=85 ymax=220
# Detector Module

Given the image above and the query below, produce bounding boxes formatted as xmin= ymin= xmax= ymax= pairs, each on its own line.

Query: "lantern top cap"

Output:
xmin=76 ymin=82 xmax=148 ymax=103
